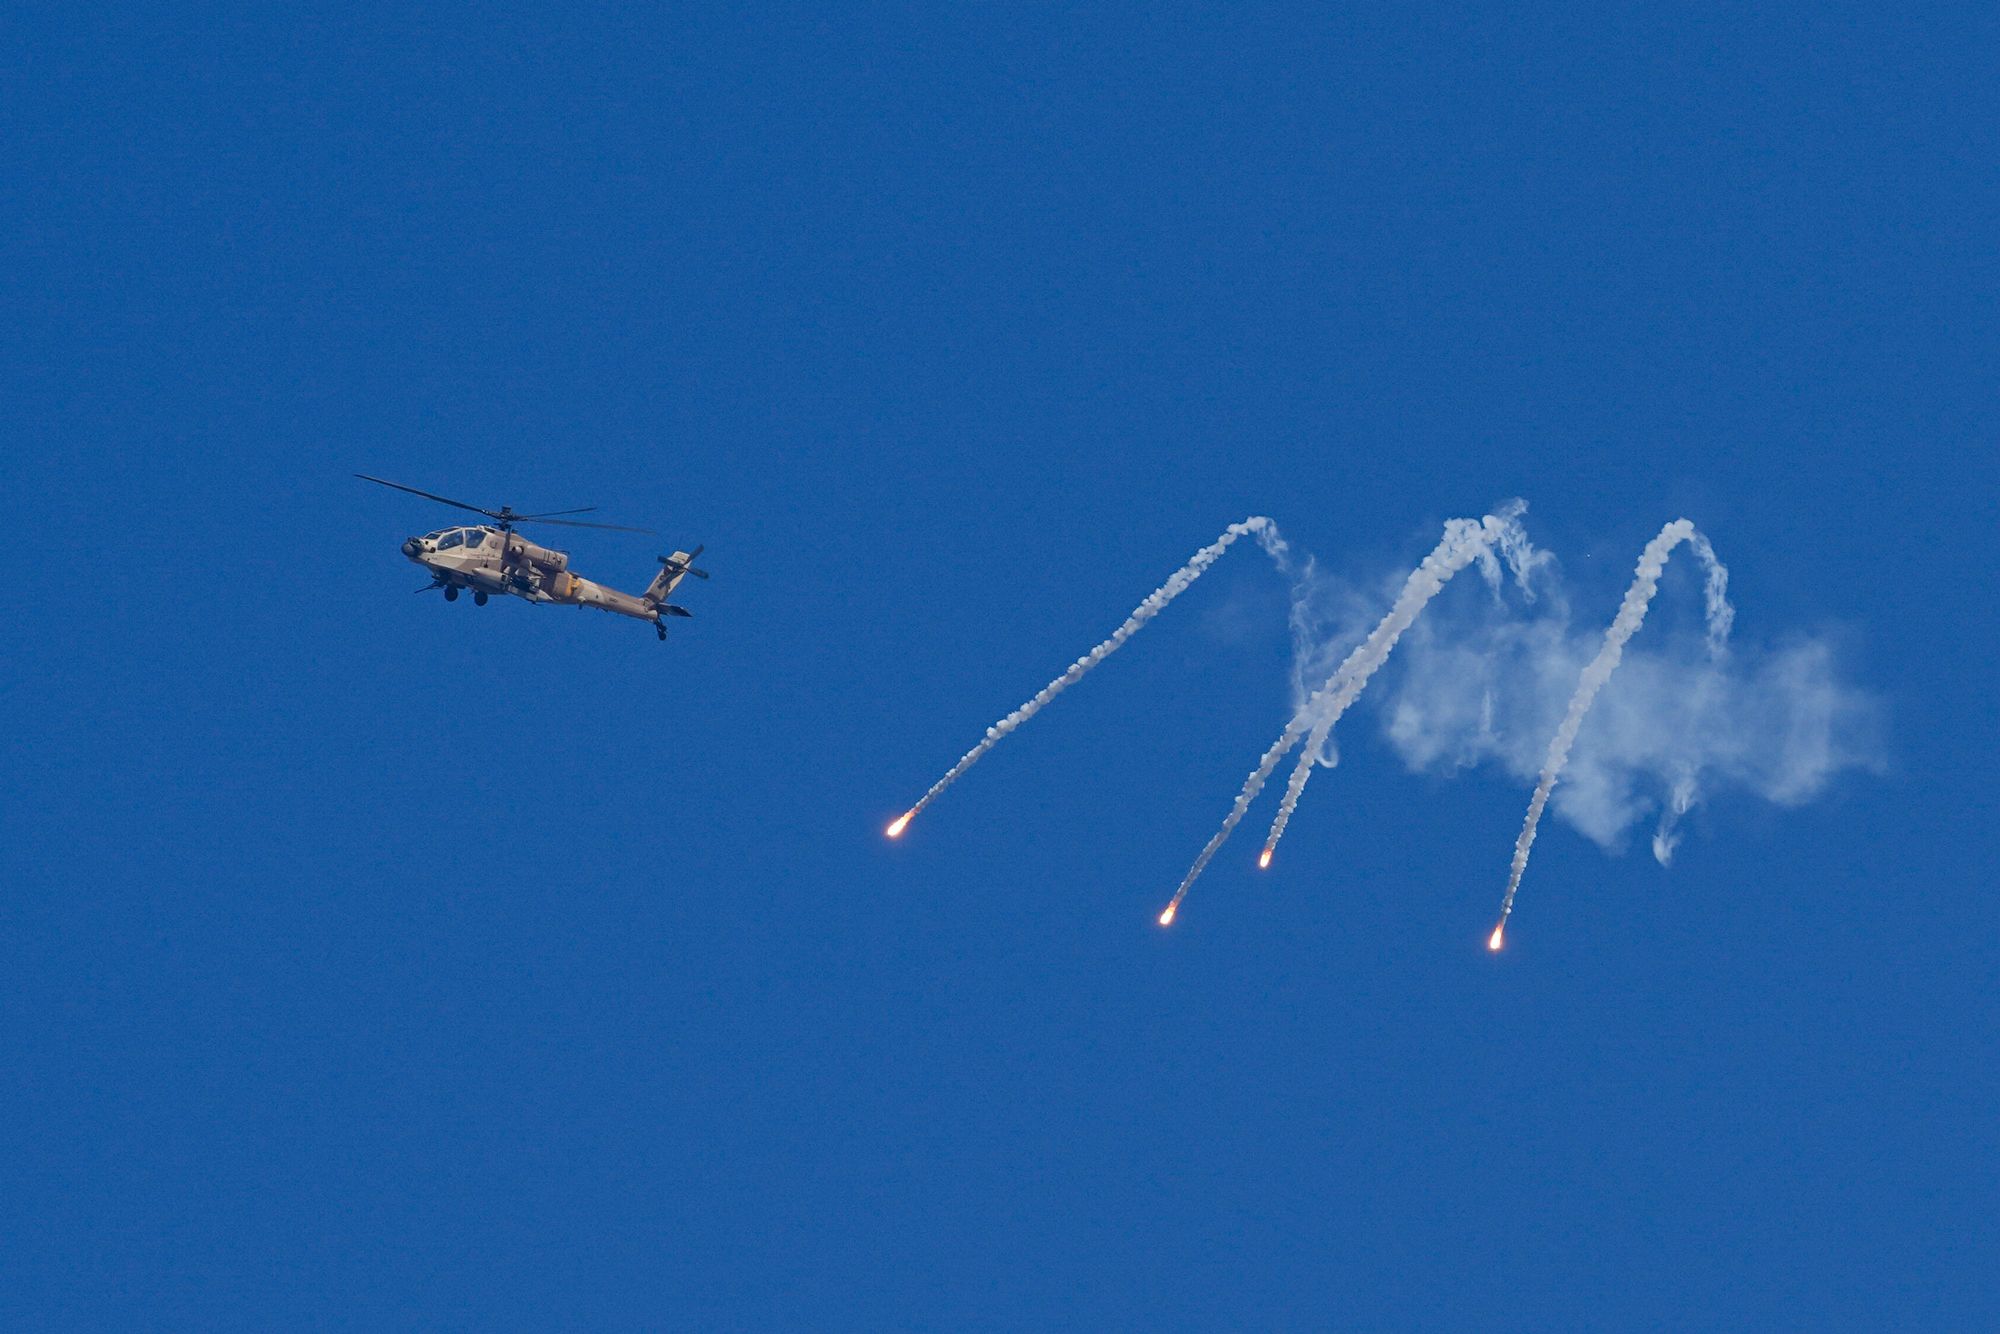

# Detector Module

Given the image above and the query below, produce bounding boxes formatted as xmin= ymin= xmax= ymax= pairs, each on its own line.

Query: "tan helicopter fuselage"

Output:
xmin=402 ymin=525 xmax=688 ymax=624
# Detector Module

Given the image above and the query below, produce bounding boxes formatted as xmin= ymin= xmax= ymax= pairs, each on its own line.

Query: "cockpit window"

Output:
xmin=463 ymin=529 xmax=486 ymax=549
xmin=438 ymin=530 xmax=463 ymax=550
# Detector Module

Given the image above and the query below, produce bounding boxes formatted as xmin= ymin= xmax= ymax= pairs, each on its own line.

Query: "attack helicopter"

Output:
xmin=357 ymin=474 xmax=707 ymax=641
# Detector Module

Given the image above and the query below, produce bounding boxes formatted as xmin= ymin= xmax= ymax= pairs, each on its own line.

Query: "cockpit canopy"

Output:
xmin=423 ymin=527 xmax=491 ymax=550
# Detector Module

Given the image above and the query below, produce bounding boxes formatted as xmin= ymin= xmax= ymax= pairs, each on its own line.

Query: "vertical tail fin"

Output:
xmin=644 ymin=546 xmax=708 ymax=607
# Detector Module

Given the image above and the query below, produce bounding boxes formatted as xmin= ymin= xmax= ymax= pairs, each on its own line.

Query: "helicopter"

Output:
xmin=357 ymin=474 xmax=707 ymax=641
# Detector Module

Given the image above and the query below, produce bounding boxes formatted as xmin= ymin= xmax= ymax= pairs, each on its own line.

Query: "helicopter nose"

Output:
xmin=402 ymin=539 xmax=420 ymax=557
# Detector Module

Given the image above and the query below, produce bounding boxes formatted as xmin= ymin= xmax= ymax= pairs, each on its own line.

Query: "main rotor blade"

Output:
xmin=356 ymin=474 xmax=501 ymax=520
xmin=358 ymin=474 xmax=651 ymax=533
xmin=524 ymin=516 xmax=657 ymax=534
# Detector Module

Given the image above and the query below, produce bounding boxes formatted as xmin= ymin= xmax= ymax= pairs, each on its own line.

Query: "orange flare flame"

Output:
xmin=1258 ymin=848 xmax=1273 ymax=869
xmin=1488 ymin=923 xmax=1505 ymax=952
xmin=886 ymin=812 xmax=912 ymax=839
xmin=1157 ymin=905 xmax=1177 ymax=927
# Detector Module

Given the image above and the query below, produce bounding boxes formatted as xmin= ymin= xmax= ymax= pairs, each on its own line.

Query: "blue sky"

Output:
xmin=4 ymin=5 xmax=1995 ymax=1328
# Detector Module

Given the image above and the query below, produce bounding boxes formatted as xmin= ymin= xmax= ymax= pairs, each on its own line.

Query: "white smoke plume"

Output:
xmin=1489 ymin=521 xmax=1724 ymax=943
xmin=888 ymin=517 xmax=1290 ymax=836
xmin=891 ymin=503 xmax=1876 ymax=943
xmin=1158 ymin=504 xmax=1530 ymax=923
xmin=1259 ymin=503 xmax=1547 ymax=863
xmin=1648 ymin=530 xmax=1733 ymax=862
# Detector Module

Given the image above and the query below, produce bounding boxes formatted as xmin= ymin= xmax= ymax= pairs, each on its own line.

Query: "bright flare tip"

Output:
xmin=1257 ymin=848 xmax=1273 ymax=869
xmin=1487 ymin=923 xmax=1505 ymax=952
xmin=1157 ymin=905 xmax=1177 ymax=927
xmin=886 ymin=812 xmax=912 ymax=839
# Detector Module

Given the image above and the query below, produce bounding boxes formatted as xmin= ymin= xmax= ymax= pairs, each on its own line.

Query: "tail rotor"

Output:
xmin=658 ymin=544 xmax=709 ymax=581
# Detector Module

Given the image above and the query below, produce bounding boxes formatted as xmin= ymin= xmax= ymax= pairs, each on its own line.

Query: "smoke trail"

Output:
xmin=887 ymin=517 xmax=1286 ymax=838
xmin=1489 ymin=519 xmax=1723 ymax=946
xmin=1258 ymin=506 xmax=1540 ymax=864
xmin=1646 ymin=532 xmax=1733 ymax=863
xmin=1651 ymin=772 xmax=1699 ymax=867
xmin=1158 ymin=507 xmax=1524 ymax=923
xmin=1689 ymin=530 xmax=1733 ymax=658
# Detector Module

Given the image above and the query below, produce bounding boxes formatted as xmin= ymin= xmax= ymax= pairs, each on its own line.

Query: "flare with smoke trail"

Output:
xmin=1157 ymin=507 xmax=1525 ymax=924
xmin=887 ymin=502 xmax=1837 ymax=947
xmin=1489 ymin=520 xmax=1726 ymax=947
xmin=1257 ymin=505 xmax=1542 ymax=867
xmin=886 ymin=517 xmax=1288 ymax=837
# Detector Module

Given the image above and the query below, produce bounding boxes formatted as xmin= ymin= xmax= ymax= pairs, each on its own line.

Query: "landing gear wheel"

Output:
xmin=473 ymin=591 xmax=488 ymax=606
xmin=443 ymin=585 xmax=459 ymax=602
xmin=656 ymin=622 xmax=668 ymax=642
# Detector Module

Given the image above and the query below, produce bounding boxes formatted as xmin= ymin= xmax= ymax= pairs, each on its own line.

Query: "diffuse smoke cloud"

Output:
xmin=1380 ymin=564 xmax=1874 ymax=891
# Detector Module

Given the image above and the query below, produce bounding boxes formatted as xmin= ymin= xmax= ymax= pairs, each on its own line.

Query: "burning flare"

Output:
xmin=1157 ymin=904 xmax=1177 ymax=927
xmin=886 ymin=812 xmax=912 ymax=839
xmin=1258 ymin=848 xmax=1273 ymax=869
xmin=1488 ymin=923 xmax=1506 ymax=952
